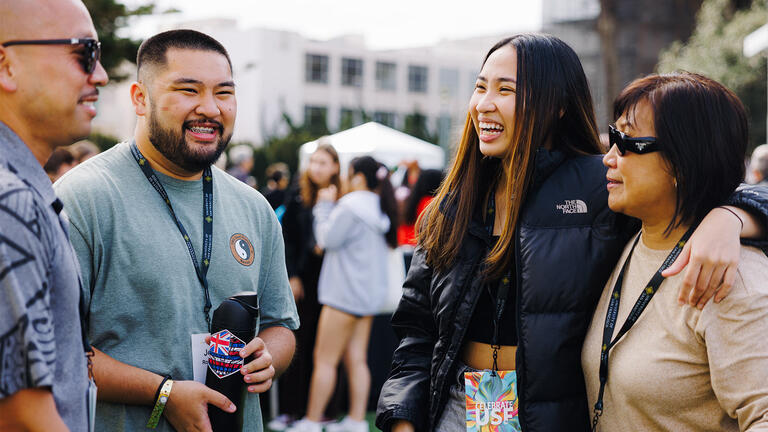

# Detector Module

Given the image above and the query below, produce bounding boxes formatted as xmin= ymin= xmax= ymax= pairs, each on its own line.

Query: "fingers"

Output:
xmin=715 ymin=266 xmax=738 ymax=303
xmin=241 ymin=344 xmax=274 ymax=392
xmin=687 ymin=259 xmax=714 ymax=307
xmin=694 ymin=265 xmax=725 ymax=309
xmin=239 ymin=337 xmax=266 ymax=358
xmin=244 ymin=366 xmax=275 ymax=393
xmin=677 ymin=258 xmax=700 ymax=305
xmin=663 ymin=242 xmax=690 ymax=278
xmin=204 ymin=387 xmax=236 ymax=413
xmin=241 ymin=349 xmax=272 ymax=374
xmin=246 ymin=377 xmax=273 ymax=394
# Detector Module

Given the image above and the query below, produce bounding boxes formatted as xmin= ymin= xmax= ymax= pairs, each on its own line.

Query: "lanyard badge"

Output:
xmin=465 ymin=370 xmax=520 ymax=431
xmin=129 ymin=141 xmax=215 ymax=330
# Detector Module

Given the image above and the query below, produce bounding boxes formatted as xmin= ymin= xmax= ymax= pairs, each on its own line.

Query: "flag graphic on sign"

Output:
xmin=207 ymin=329 xmax=246 ymax=379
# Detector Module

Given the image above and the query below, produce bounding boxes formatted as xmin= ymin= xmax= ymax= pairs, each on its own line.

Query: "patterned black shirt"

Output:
xmin=0 ymin=121 xmax=87 ymax=430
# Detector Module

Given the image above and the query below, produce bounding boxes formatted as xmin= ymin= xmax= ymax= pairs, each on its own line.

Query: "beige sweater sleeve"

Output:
xmin=697 ymin=248 xmax=768 ymax=431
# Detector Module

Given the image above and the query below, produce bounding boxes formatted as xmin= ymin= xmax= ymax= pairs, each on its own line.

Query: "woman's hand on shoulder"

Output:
xmin=317 ymin=185 xmax=337 ymax=202
xmin=663 ymin=207 xmax=743 ymax=309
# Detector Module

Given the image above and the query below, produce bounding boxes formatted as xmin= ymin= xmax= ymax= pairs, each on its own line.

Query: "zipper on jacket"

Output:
xmin=514 ymin=221 xmax=527 ymax=428
xmin=432 ymin=252 xmax=483 ymax=429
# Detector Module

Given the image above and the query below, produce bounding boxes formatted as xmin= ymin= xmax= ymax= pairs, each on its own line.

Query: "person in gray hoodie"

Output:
xmin=289 ymin=156 xmax=398 ymax=432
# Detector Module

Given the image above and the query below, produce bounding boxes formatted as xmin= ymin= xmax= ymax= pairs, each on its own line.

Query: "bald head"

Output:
xmin=0 ymin=0 xmax=94 ymax=42
xmin=0 ymin=0 xmax=106 ymax=163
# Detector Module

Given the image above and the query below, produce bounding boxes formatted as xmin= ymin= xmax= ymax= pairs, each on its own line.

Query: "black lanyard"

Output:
xmin=129 ymin=141 xmax=214 ymax=330
xmin=485 ymin=190 xmax=512 ymax=374
xmin=591 ymin=226 xmax=694 ymax=431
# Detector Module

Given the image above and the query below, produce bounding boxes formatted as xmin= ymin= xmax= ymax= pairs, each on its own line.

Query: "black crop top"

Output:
xmin=465 ymin=236 xmax=518 ymax=346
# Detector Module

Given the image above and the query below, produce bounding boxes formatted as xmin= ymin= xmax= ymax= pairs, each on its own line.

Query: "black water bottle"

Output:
xmin=206 ymin=292 xmax=259 ymax=431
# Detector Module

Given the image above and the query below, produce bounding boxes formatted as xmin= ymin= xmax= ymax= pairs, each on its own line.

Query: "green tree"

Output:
xmin=84 ymin=0 xmax=157 ymax=81
xmin=88 ymin=131 xmax=122 ymax=151
xmin=403 ymin=109 xmax=438 ymax=144
xmin=657 ymin=0 xmax=767 ymax=149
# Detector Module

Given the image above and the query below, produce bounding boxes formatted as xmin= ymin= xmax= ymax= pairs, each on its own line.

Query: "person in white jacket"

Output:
xmin=289 ymin=156 xmax=398 ymax=432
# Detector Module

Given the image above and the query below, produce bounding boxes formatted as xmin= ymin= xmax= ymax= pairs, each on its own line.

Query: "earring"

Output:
xmin=673 ymin=179 xmax=678 ymax=188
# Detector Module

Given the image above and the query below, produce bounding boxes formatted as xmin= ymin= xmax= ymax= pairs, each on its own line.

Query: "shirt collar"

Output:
xmin=0 ymin=121 xmax=59 ymax=209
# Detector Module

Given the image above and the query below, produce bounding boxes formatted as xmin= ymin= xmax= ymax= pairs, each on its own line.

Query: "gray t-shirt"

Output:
xmin=55 ymin=142 xmax=299 ymax=431
xmin=0 ymin=122 xmax=88 ymax=431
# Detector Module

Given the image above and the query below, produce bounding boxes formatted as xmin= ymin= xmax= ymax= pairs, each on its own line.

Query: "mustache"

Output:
xmin=78 ymin=89 xmax=100 ymax=100
xmin=183 ymin=119 xmax=224 ymax=130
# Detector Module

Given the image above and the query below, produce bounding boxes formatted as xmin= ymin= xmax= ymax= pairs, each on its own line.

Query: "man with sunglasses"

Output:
xmin=0 ymin=0 xmax=108 ymax=431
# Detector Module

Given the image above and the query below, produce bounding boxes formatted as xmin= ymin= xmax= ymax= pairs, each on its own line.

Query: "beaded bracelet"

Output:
xmin=146 ymin=376 xmax=174 ymax=428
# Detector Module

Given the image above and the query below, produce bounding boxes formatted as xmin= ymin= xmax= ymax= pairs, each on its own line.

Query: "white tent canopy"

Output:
xmin=299 ymin=122 xmax=446 ymax=174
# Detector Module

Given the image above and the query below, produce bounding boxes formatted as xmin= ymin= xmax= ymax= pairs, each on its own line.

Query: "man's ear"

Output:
xmin=130 ymin=82 xmax=148 ymax=116
xmin=0 ymin=46 xmax=19 ymax=92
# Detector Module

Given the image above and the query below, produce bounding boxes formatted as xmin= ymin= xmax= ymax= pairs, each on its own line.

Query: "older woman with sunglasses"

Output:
xmin=582 ymin=72 xmax=768 ymax=431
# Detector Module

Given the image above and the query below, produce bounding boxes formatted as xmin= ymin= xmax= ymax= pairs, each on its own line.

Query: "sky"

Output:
xmin=123 ymin=0 xmax=543 ymax=50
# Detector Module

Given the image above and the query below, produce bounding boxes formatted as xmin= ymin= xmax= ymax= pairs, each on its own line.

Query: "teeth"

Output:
xmin=189 ymin=126 xmax=215 ymax=134
xmin=479 ymin=122 xmax=504 ymax=132
xmin=79 ymin=101 xmax=94 ymax=107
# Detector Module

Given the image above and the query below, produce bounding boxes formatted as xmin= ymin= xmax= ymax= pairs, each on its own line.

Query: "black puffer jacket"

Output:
xmin=376 ymin=148 xmax=768 ymax=431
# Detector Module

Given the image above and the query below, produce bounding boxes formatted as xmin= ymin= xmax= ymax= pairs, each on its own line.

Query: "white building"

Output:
xmin=92 ymin=19 xmax=515 ymax=149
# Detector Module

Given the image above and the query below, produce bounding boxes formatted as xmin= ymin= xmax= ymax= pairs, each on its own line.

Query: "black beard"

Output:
xmin=147 ymin=109 xmax=231 ymax=173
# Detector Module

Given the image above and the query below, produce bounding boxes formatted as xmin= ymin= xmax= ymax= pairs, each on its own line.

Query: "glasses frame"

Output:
xmin=608 ymin=124 xmax=660 ymax=155
xmin=1 ymin=38 xmax=101 ymax=75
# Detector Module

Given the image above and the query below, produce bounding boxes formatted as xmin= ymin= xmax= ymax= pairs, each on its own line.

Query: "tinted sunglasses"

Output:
xmin=1 ymin=38 xmax=101 ymax=75
xmin=608 ymin=124 xmax=660 ymax=155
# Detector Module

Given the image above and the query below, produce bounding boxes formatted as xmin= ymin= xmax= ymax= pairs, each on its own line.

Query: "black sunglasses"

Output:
xmin=608 ymin=124 xmax=660 ymax=155
xmin=1 ymin=38 xmax=101 ymax=75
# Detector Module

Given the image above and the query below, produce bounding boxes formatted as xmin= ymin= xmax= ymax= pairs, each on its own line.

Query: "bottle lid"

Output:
xmin=210 ymin=292 xmax=259 ymax=332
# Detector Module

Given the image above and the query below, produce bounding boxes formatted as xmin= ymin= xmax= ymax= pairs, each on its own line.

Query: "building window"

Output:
xmin=305 ymin=54 xmax=328 ymax=84
xmin=439 ymin=68 xmax=459 ymax=99
xmin=375 ymin=61 xmax=396 ymax=91
xmin=437 ymin=115 xmax=452 ymax=148
xmin=339 ymin=108 xmax=364 ymax=130
xmin=408 ymin=65 xmax=428 ymax=93
xmin=373 ymin=111 xmax=396 ymax=128
xmin=341 ymin=57 xmax=363 ymax=87
xmin=304 ymin=105 xmax=328 ymax=134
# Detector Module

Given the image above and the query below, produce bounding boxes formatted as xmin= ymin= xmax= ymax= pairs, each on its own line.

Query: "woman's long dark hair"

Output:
xmin=420 ymin=33 xmax=602 ymax=278
xmin=350 ymin=156 xmax=398 ymax=248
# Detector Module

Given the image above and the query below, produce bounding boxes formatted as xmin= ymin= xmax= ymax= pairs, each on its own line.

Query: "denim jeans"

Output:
xmin=435 ymin=362 xmax=479 ymax=431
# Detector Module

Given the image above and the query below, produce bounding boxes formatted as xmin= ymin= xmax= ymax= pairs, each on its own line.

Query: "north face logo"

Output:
xmin=556 ymin=199 xmax=588 ymax=214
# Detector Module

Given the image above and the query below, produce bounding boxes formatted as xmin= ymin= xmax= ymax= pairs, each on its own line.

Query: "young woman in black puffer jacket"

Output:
xmin=375 ymin=33 xmax=768 ymax=432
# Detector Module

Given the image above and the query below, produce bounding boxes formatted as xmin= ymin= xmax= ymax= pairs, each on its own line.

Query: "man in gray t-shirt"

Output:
xmin=55 ymin=29 xmax=298 ymax=431
xmin=0 ymin=0 xmax=109 ymax=429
